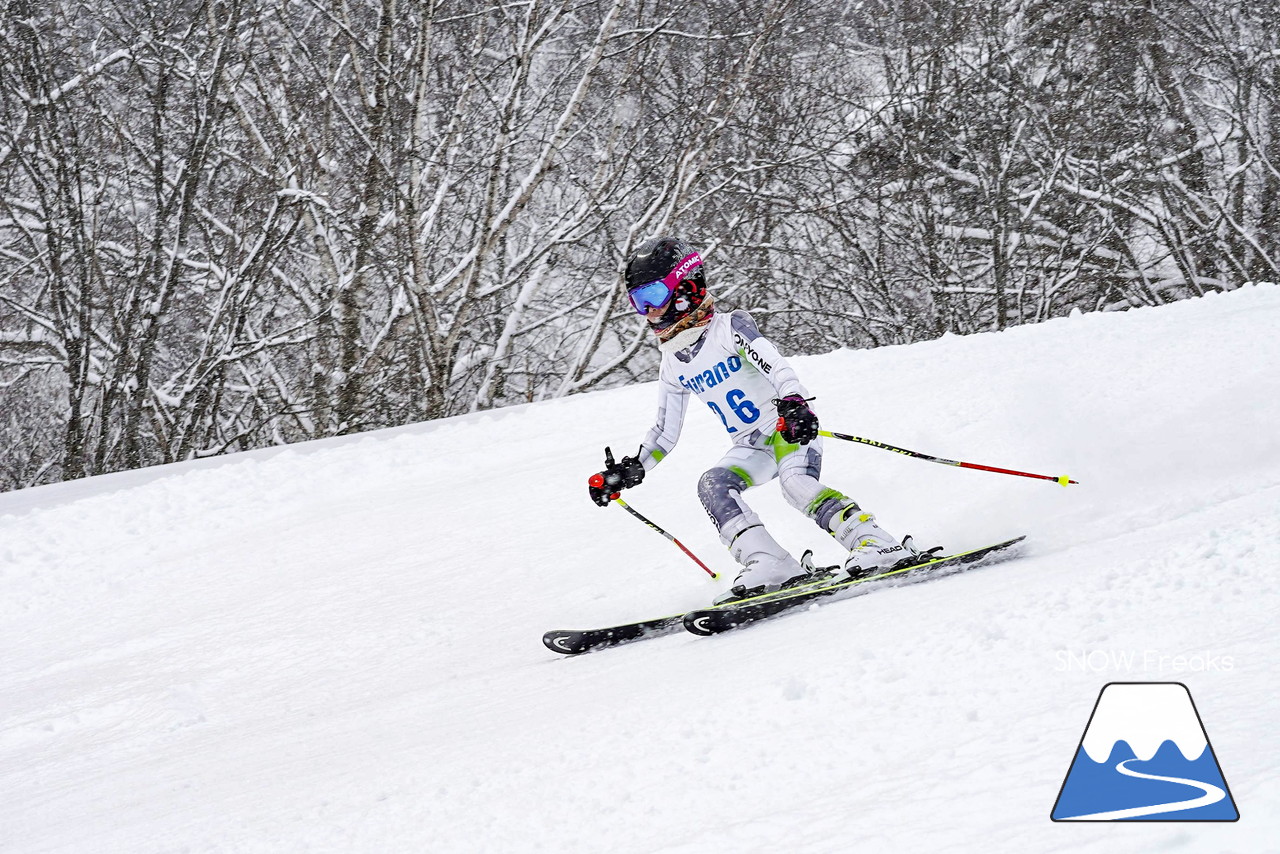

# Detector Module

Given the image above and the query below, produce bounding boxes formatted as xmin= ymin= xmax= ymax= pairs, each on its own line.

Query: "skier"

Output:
xmin=588 ymin=236 xmax=922 ymax=603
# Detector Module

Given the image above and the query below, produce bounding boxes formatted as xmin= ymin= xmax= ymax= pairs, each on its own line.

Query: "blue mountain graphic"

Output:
xmin=1053 ymin=739 xmax=1239 ymax=821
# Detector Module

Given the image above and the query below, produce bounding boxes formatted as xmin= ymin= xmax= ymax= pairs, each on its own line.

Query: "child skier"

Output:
xmin=588 ymin=236 xmax=921 ymax=603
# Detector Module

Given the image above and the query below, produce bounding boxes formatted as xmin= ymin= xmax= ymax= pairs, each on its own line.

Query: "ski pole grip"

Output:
xmin=589 ymin=471 xmax=620 ymax=502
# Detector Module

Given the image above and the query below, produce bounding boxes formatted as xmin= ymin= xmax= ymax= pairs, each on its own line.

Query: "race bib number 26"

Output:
xmin=707 ymin=388 xmax=760 ymax=433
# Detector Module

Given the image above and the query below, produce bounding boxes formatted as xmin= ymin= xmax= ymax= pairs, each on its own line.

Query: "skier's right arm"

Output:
xmin=636 ymin=365 xmax=689 ymax=472
xmin=588 ymin=367 xmax=689 ymax=506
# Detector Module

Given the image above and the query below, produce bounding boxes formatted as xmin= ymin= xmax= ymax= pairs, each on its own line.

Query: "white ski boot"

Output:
xmin=831 ymin=509 xmax=919 ymax=580
xmin=714 ymin=524 xmax=807 ymax=605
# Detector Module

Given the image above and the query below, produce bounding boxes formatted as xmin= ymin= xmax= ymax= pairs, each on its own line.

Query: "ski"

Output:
xmin=543 ymin=615 xmax=686 ymax=655
xmin=543 ymin=536 xmax=1025 ymax=654
xmin=542 ymin=559 xmax=839 ymax=655
xmin=541 ymin=562 xmax=847 ymax=655
xmin=683 ymin=535 xmax=1026 ymax=636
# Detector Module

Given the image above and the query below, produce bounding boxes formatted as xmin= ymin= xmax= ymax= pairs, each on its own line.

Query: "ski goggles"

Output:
xmin=626 ymin=251 xmax=703 ymax=314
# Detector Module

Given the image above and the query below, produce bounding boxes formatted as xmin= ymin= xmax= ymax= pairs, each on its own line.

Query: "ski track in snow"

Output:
xmin=2 ymin=286 xmax=1279 ymax=853
xmin=1058 ymin=758 xmax=1226 ymax=821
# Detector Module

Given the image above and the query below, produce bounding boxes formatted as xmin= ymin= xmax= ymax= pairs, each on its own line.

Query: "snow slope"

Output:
xmin=2 ymin=286 xmax=1279 ymax=853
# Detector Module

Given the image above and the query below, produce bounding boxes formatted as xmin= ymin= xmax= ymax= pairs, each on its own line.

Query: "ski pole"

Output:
xmin=818 ymin=430 xmax=1079 ymax=486
xmin=613 ymin=497 xmax=720 ymax=579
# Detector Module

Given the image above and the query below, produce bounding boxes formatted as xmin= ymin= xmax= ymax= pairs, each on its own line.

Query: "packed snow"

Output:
xmin=3 ymin=286 xmax=1279 ymax=853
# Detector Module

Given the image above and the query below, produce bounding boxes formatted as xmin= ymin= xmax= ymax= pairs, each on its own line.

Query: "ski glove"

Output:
xmin=588 ymin=446 xmax=645 ymax=507
xmin=774 ymin=395 xmax=819 ymax=444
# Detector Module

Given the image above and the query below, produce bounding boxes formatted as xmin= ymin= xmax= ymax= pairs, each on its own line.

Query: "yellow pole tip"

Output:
xmin=1057 ymin=475 xmax=1074 ymax=486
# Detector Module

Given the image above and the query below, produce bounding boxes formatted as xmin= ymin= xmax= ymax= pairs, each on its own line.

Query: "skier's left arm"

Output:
xmin=730 ymin=311 xmax=820 ymax=444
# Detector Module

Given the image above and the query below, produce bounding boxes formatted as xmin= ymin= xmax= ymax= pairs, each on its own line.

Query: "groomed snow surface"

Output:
xmin=3 ymin=286 xmax=1279 ymax=853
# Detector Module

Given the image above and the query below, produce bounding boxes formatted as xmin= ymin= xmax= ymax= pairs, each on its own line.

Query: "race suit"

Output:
xmin=636 ymin=309 xmax=858 ymax=549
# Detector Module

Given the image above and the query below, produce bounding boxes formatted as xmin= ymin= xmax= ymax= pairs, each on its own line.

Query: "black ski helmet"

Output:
xmin=623 ymin=236 xmax=710 ymax=335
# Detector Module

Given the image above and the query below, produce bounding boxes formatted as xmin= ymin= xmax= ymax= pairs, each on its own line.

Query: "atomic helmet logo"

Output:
xmin=1051 ymin=682 xmax=1239 ymax=821
xmin=669 ymin=251 xmax=702 ymax=282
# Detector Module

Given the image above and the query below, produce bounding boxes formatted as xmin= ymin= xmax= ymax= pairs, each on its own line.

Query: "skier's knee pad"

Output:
xmin=776 ymin=446 xmax=826 ymax=512
xmin=697 ymin=466 xmax=751 ymax=531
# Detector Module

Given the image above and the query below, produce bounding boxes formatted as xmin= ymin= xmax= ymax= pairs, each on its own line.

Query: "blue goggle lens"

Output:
xmin=628 ymin=280 xmax=674 ymax=314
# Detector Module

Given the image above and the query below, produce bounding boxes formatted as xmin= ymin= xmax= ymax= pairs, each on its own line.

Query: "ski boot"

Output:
xmin=714 ymin=524 xmax=808 ymax=605
xmin=832 ymin=509 xmax=922 ymax=581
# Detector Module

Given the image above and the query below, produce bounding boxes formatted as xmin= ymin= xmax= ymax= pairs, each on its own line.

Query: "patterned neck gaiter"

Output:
xmin=654 ymin=293 xmax=715 ymax=344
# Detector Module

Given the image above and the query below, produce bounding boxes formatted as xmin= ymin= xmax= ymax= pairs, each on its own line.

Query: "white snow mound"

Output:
xmin=2 ymin=285 xmax=1278 ymax=852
